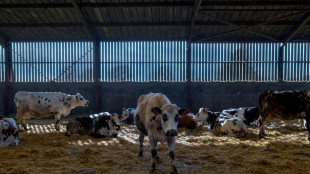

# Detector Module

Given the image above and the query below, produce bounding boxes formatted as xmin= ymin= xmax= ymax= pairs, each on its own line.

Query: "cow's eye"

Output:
xmin=175 ymin=115 xmax=179 ymax=122
xmin=162 ymin=114 xmax=167 ymax=121
xmin=80 ymin=98 xmax=84 ymax=101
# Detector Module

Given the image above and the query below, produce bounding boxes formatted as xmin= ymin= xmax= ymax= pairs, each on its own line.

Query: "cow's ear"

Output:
xmin=178 ymin=108 xmax=189 ymax=116
xmin=123 ymin=108 xmax=126 ymax=111
xmin=151 ymin=107 xmax=162 ymax=115
xmin=0 ymin=115 xmax=4 ymax=120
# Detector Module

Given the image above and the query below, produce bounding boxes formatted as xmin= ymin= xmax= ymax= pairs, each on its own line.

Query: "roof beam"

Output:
xmin=70 ymin=0 xmax=96 ymax=41
xmin=200 ymin=11 xmax=280 ymax=42
xmin=188 ymin=0 xmax=202 ymax=43
xmin=0 ymin=2 xmax=310 ymax=9
xmin=1 ymin=21 xmax=309 ymax=28
xmin=194 ymin=12 xmax=306 ymax=42
xmin=0 ymin=32 xmax=7 ymax=47
xmin=283 ymin=11 xmax=310 ymax=44
xmin=200 ymin=9 xmax=310 ymax=12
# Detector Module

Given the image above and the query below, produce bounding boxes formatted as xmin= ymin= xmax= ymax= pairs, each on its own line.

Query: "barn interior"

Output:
xmin=0 ymin=0 xmax=310 ymax=173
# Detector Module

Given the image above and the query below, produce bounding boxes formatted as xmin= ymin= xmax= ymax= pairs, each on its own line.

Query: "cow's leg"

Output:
xmin=21 ymin=119 xmax=28 ymax=131
xmin=167 ymin=136 xmax=177 ymax=173
xmin=138 ymin=132 xmax=144 ymax=156
xmin=306 ymin=113 xmax=310 ymax=141
xmin=259 ymin=117 xmax=267 ymax=138
xmin=149 ymin=137 xmax=158 ymax=171
xmin=15 ymin=110 xmax=23 ymax=131
xmin=55 ymin=113 xmax=61 ymax=131
xmin=299 ymin=119 xmax=306 ymax=130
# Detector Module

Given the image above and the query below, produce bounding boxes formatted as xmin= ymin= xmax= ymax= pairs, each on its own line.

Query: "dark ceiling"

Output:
xmin=0 ymin=0 xmax=310 ymax=44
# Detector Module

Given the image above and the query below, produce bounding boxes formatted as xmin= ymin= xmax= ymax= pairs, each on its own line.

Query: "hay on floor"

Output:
xmin=1 ymin=118 xmax=310 ymax=174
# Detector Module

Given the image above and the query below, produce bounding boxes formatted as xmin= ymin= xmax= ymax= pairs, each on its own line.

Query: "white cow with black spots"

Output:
xmin=134 ymin=93 xmax=189 ymax=172
xmin=0 ymin=116 xmax=19 ymax=148
xmin=196 ymin=108 xmax=248 ymax=137
xmin=14 ymin=91 xmax=89 ymax=131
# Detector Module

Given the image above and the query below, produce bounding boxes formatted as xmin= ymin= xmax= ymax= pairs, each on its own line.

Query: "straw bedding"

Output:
xmin=1 ymin=118 xmax=310 ymax=174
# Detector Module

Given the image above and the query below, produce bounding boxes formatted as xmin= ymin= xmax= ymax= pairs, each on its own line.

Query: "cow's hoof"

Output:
xmin=151 ymin=163 xmax=156 ymax=172
xmin=139 ymin=152 xmax=143 ymax=157
xmin=259 ymin=134 xmax=265 ymax=139
xmin=171 ymin=166 xmax=178 ymax=174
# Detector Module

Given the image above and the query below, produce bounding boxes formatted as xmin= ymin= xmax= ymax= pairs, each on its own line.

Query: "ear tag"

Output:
xmin=203 ymin=108 xmax=209 ymax=112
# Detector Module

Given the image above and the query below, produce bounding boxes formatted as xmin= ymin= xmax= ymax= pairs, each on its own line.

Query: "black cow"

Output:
xmin=259 ymin=90 xmax=310 ymax=140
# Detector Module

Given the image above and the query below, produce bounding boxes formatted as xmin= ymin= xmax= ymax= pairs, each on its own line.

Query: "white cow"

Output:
xmin=134 ymin=93 xmax=188 ymax=172
xmin=196 ymin=108 xmax=248 ymax=137
xmin=14 ymin=91 xmax=89 ymax=131
xmin=0 ymin=116 xmax=19 ymax=148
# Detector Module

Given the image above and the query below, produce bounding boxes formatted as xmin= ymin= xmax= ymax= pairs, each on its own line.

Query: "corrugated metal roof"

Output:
xmin=0 ymin=0 xmax=309 ymax=42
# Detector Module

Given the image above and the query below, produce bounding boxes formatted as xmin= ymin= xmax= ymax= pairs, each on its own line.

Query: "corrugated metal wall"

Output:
xmin=191 ymin=42 xmax=280 ymax=82
xmin=100 ymin=41 xmax=187 ymax=82
xmin=283 ymin=42 xmax=310 ymax=82
xmin=11 ymin=42 xmax=93 ymax=82
xmin=3 ymin=41 xmax=310 ymax=83
xmin=0 ymin=45 xmax=4 ymax=82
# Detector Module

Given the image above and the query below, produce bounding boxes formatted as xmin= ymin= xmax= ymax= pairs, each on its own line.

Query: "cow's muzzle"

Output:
xmin=166 ymin=129 xmax=178 ymax=136
xmin=85 ymin=101 xmax=89 ymax=106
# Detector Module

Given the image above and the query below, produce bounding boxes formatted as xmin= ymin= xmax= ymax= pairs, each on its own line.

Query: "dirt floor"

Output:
xmin=1 ymin=117 xmax=310 ymax=174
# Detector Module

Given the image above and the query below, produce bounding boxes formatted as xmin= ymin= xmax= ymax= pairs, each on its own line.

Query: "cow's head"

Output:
xmin=107 ymin=113 xmax=121 ymax=131
xmin=75 ymin=93 xmax=89 ymax=106
xmin=151 ymin=104 xmax=189 ymax=136
xmin=120 ymin=108 xmax=136 ymax=121
xmin=196 ymin=108 xmax=220 ymax=125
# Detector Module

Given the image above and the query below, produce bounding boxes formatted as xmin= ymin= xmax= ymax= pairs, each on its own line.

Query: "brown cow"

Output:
xmin=259 ymin=90 xmax=310 ymax=140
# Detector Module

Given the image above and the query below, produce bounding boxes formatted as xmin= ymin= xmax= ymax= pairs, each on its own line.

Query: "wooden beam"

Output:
xmin=0 ymin=32 xmax=7 ymax=47
xmin=188 ymin=0 xmax=202 ymax=42
xmin=187 ymin=0 xmax=201 ymax=110
xmin=283 ymin=11 xmax=310 ymax=44
xmin=70 ymin=0 xmax=96 ymax=41
xmin=200 ymin=11 xmax=281 ymax=42
xmin=194 ymin=12 xmax=306 ymax=42
xmin=0 ymin=21 xmax=308 ymax=28
xmin=200 ymin=8 xmax=310 ymax=12
xmin=0 ymin=2 xmax=309 ymax=9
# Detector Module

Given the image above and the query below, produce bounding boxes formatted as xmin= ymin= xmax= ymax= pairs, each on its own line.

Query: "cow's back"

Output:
xmin=260 ymin=91 xmax=308 ymax=120
xmin=135 ymin=93 xmax=171 ymax=131
xmin=15 ymin=91 xmax=67 ymax=117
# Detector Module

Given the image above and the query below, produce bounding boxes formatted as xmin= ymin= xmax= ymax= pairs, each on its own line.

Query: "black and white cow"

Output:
xmin=14 ymin=91 xmax=89 ymax=131
xmin=259 ymin=90 xmax=310 ymax=140
xmin=135 ymin=93 xmax=189 ymax=172
xmin=0 ymin=116 xmax=19 ymax=148
xmin=196 ymin=108 xmax=248 ymax=137
xmin=221 ymin=107 xmax=261 ymax=127
xmin=66 ymin=112 xmax=121 ymax=138
xmin=120 ymin=108 xmax=136 ymax=125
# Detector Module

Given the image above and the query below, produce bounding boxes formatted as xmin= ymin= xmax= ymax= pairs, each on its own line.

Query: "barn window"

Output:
xmin=283 ymin=42 xmax=310 ymax=82
xmin=11 ymin=42 xmax=93 ymax=82
xmin=100 ymin=41 xmax=187 ymax=82
xmin=191 ymin=42 xmax=280 ymax=82
xmin=0 ymin=45 xmax=4 ymax=82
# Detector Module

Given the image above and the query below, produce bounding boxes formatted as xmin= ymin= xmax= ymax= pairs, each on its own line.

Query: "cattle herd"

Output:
xmin=1 ymin=90 xmax=310 ymax=172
